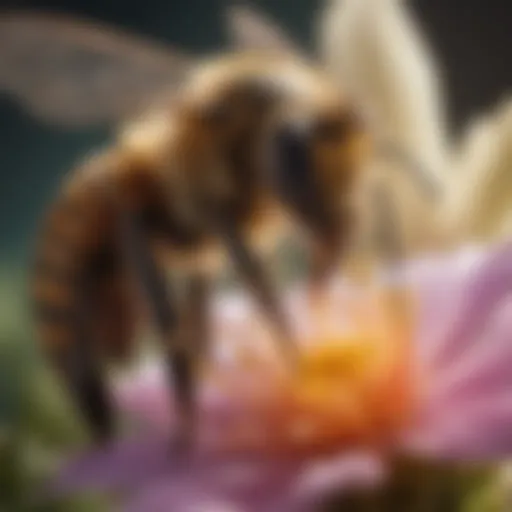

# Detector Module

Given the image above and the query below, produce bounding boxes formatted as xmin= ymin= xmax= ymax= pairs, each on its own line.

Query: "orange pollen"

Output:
xmin=210 ymin=286 xmax=417 ymax=457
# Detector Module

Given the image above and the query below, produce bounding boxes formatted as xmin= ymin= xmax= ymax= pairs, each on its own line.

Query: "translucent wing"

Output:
xmin=226 ymin=5 xmax=300 ymax=56
xmin=0 ymin=12 xmax=191 ymax=126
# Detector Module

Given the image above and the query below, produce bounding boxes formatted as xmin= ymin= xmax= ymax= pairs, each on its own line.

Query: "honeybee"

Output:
xmin=0 ymin=5 xmax=438 ymax=444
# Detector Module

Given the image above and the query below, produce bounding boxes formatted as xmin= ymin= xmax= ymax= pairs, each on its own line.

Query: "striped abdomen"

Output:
xmin=31 ymin=154 xmax=139 ymax=363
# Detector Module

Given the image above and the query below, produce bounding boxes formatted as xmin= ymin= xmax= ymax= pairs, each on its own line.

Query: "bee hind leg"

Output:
xmin=169 ymin=274 xmax=210 ymax=437
xmin=120 ymin=210 xmax=204 ymax=450
xmin=52 ymin=283 xmax=115 ymax=444
xmin=64 ymin=346 xmax=114 ymax=444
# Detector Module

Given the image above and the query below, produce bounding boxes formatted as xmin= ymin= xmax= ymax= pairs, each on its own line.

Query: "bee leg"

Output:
xmin=218 ymin=221 xmax=296 ymax=363
xmin=184 ymin=274 xmax=210 ymax=363
xmin=169 ymin=274 xmax=210 ymax=441
xmin=53 ymin=281 xmax=114 ymax=443
xmin=119 ymin=210 xmax=196 ymax=449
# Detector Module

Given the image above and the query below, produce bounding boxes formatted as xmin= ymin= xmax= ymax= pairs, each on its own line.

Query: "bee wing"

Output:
xmin=0 ymin=12 xmax=191 ymax=127
xmin=226 ymin=5 xmax=300 ymax=56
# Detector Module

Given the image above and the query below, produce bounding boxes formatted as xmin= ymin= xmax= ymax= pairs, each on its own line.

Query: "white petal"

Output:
xmin=443 ymin=98 xmax=512 ymax=243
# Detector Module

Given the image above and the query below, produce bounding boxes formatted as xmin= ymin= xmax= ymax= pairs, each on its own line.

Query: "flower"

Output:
xmin=53 ymin=242 xmax=512 ymax=511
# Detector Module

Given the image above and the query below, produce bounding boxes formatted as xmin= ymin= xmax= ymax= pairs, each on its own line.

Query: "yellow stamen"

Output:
xmin=211 ymin=285 xmax=417 ymax=457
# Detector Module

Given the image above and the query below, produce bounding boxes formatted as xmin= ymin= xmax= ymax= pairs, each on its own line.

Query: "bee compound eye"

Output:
xmin=200 ymin=101 xmax=233 ymax=126
xmin=314 ymin=118 xmax=344 ymax=143
xmin=314 ymin=109 xmax=363 ymax=144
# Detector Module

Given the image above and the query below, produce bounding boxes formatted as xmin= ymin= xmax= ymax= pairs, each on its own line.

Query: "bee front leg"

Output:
xmin=171 ymin=273 xmax=210 ymax=430
xmin=183 ymin=274 xmax=210 ymax=365
xmin=218 ymin=220 xmax=296 ymax=363
xmin=119 ymin=210 xmax=196 ymax=449
xmin=162 ymin=274 xmax=210 ymax=447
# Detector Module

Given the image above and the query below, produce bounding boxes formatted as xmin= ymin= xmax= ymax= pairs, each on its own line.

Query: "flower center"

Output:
xmin=210 ymin=286 xmax=417 ymax=457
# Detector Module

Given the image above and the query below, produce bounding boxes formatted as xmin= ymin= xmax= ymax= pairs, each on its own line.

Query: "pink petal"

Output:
xmin=409 ymin=247 xmax=484 ymax=366
xmin=404 ymin=242 xmax=512 ymax=461
xmin=285 ymin=452 xmax=385 ymax=510
xmin=426 ymin=241 xmax=512 ymax=372
xmin=54 ymin=436 xmax=181 ymax=494
xmin=125 ymin=482 xmax=244 ymax=512
xmin=55 ymin=434 xmax=294 ymax=501
xmin=426 ymin=298 xmax=512 ymax=408
xmin=122 ymin=458 xmax=298 ymax=512
xmin=404 ymin=394 xmax=512 ymax=461
xmin=121 ymin=451 xmax=384 ymax=512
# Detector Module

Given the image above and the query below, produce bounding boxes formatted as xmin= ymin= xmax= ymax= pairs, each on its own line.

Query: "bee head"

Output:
xmin=166 ymin=55 xmax=286 ymax=220
xmin=177 ymin=56 xmax=283 ymax=151
xmin=172 ymin=56 xmax=371 ymax=286
xmin=268 ymin=76 xmax=370 ymax=285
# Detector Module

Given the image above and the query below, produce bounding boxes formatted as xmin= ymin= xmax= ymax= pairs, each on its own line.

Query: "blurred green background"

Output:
xmin=0 ymin=0 xmax=511 ymax=509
